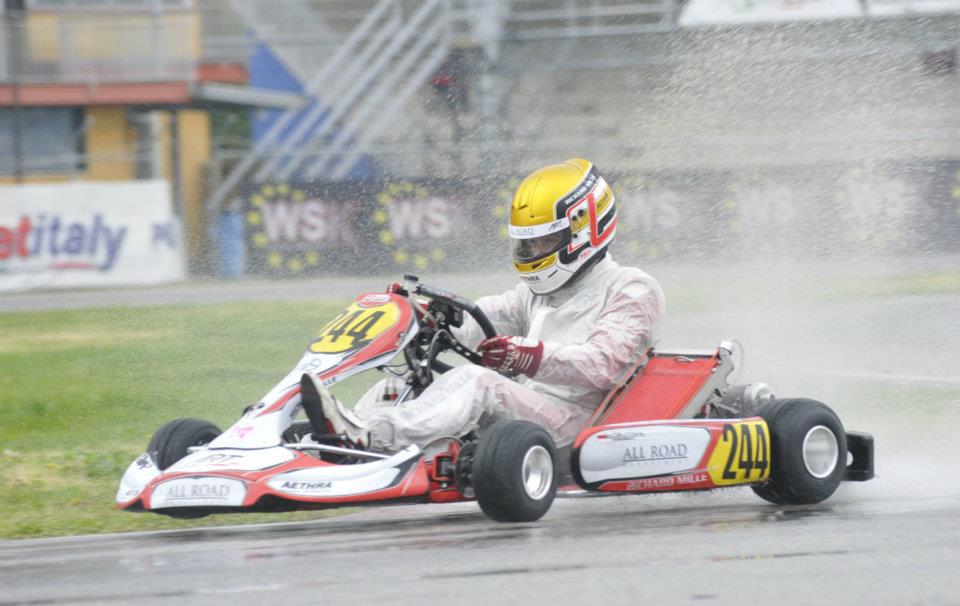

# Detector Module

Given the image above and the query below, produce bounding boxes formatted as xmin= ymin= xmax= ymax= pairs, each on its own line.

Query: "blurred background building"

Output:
xmin=2 ymin=0 xmax=960 ymax=289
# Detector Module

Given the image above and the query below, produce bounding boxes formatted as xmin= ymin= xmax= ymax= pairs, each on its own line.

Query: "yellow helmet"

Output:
xmin=509 ymin=158 xmax=617 ymax=294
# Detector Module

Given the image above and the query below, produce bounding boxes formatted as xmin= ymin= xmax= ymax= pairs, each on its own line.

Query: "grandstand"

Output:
xmin=199 ymin=0 xmax=960 ymax=185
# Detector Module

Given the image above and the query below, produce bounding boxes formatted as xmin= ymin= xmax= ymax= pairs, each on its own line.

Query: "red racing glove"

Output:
xmin=386 ymin=282 xmax=404 ymax=294
xmin=477 ymin=335 xmax=544 ymax=378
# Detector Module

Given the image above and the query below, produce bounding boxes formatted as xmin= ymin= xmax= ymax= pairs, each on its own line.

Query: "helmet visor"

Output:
xmin=512 ymin=231 xmax=568 ymax=263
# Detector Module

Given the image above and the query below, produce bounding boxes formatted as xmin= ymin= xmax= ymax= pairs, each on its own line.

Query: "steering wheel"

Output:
xmin=414 ymin=282 xmax=496 ymax=372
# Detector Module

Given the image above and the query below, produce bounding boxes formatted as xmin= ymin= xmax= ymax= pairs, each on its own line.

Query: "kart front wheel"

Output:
xmin=148 ymin=418 xmax=222 ymax=471
xmin=472 ymin=420 xmax=559 ymax=522
xmin=752 ymin=398 xmax=847 ymax=505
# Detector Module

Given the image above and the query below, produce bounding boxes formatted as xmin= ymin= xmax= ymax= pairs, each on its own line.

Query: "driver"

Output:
xmin=303 ymin=158 xmax=664 ymax=452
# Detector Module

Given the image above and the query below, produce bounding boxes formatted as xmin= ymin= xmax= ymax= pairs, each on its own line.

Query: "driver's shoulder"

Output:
xmin=606 ymin=263 xmax=663 ymax=302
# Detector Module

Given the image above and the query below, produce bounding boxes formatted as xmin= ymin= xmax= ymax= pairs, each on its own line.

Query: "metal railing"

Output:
xmin=197 ymin=0 xmax=249 ymax=64
xmin=1 ymin=10 xmax=198 ymax=83
xmin=24 ymin=0 xmax=193 ymax=9
xmin=194 ymin=0 xmax=680 ymax=66
xmin=207 ymin=0 xmax=452 ymax=209
xmin=0 ymin=1 xmax=682 ymax=85
xmin=500 ymin=0 xmax=679 ymax=39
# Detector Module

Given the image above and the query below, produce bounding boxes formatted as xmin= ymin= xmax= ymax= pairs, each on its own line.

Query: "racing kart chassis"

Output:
xmin=117 ymin=277 xmax=874 ymax=522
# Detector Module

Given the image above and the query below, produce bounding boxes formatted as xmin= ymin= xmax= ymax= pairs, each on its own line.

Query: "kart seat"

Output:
xmin=587 ymin=348 xmax=728 ymax=426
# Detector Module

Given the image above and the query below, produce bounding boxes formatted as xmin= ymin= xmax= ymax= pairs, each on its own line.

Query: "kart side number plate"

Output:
xmin=707 ymin=420 xmax=771 ymax=486
xmin=151 ymin=477 xmax=246 ymax=508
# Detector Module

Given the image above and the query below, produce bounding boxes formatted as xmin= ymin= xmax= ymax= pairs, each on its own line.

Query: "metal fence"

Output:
xmin=1 ymin=8 xmax=198 ymax=83
xmin=0 ymin=0 xmax=686 ymax=84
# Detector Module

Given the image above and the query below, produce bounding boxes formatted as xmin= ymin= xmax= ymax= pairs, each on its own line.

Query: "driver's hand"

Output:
xmin=386 ymin=282 xmax=404 ymax=294
xmin=478 ymin=336 xmax=543 ymax=378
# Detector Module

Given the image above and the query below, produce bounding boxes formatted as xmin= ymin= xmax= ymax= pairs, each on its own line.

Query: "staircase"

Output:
xmin=208 ymin=0 xmax=452 ymax=210
xmin=225 ymin=0 xmax=344 ymax=83
xmin=206 ymin=0 xmax=689 ymax=206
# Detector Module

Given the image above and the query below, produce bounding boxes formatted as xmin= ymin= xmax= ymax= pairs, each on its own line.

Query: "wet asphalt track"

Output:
xmin=1 ymin=490 xmax=959 ymax=605
xmin=2 ymin=258 xmax=959 ymax=605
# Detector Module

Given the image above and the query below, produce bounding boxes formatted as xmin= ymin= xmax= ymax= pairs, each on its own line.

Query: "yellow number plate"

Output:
xmin=309 ymin=301 xmax=401 ymax=354
xmin=707 ymin=420 xmax=771 ymax=486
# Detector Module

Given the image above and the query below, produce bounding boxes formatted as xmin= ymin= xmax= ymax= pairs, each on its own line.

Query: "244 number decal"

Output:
xmin=708 ymin=421 xmax=771 ymax=486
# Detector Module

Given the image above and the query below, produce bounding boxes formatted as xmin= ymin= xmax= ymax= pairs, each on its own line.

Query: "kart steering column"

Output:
xmin=411 ymin=280 xmax=497 ymax=340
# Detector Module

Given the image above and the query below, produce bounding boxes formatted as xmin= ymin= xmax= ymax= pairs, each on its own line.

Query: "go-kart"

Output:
xmin=117 ymin=276 xmax=874 ymax=523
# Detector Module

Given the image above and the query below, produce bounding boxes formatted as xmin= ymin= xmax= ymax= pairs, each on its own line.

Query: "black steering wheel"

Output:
xmin=413 ymin=282 xmax=496 ymax=371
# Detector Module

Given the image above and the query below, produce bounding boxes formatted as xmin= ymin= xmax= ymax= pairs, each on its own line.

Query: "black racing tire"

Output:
xmin=147 ymin=418 xmax=222 ymax=471
xmin=751 ymin=398 xmax=847 ymax=505
xmin=472 ymin=420 xmax=559 ymax=522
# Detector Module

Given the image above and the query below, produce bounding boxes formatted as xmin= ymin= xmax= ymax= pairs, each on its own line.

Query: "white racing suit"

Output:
xmin=354 ymin=256 xmax=664 ymax=451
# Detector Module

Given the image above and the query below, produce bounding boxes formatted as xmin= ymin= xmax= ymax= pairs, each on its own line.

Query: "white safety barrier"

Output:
xmin=0 ymin=180 xmax=185 ymax=292
xmin=680 ymin=0 xmax=960 ymax=26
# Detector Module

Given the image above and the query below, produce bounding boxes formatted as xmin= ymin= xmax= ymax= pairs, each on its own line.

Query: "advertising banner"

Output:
xmin=242 ymin=160 xmax=960 ymax=277
xmin=243 ymin=180 xmax=503 ymax=276
xmin=680 ymin=0 xmax=862 ymax=26
xmin=0 ymin=180 xmax=186 ymax=292
xmin=865 ymin=0 xmax=960 ymax=16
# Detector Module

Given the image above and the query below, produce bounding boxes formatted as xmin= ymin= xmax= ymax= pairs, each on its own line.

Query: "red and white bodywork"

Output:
xmin=116 ymin=292 xmax=463 ymax=514
xmin=570 ymin=347 xmax=774 ymax=493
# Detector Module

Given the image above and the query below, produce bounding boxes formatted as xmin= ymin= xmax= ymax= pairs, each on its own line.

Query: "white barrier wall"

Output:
xmin=0 ymin=180 xmax=186 ymax=292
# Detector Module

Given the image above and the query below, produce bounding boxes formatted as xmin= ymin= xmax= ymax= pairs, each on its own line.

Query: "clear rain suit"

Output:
xmin=355 ymin=256 xmax=664 ymax=451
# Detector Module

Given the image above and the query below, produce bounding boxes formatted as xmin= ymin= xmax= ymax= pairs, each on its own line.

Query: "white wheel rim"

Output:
xmin=802 ymin=425 xmax=839 ymax=479
xmin=521 ymin=445 xmax=553 ymax=500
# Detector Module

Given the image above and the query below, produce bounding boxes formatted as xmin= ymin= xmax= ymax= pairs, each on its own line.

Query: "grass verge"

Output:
xmin=0 ymin=300 xmax=371 ymax=540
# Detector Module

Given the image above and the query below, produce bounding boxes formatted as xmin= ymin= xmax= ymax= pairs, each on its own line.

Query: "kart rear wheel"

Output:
xmin=472 ymin=420 xmax=558 ymax=522
xmin=148 ymin=418 xmax=222 ymax=471
xmin=752 ymin=398 xmax=847 ymax=505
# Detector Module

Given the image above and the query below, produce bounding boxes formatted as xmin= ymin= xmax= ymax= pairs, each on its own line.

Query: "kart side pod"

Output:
xmin=570 ymin=347 xmax=875 ymax=501
xmin=571 ymin=419 xmax=774 ymax=493
xmin=571 ymin=414 xmax=875 ymax=500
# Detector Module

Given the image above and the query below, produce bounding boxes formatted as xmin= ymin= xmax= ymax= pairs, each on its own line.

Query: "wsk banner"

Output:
xmin=243 ymin=160 xmax=960 ymax=277
xmin=243 ymin=180 xmax=507 ymax=276
xmin=0 ymin=180 xmax=186 ymax=292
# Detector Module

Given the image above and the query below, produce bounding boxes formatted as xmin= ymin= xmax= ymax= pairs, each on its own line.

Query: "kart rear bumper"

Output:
xmin=845 ymin=431 xmax=875 ymax=482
